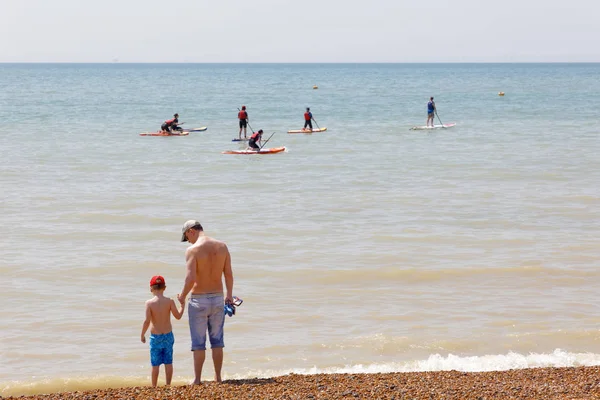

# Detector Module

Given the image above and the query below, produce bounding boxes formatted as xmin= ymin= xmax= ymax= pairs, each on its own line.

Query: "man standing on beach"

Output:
xmin=178 ymin=220 xmax=234 ymax=384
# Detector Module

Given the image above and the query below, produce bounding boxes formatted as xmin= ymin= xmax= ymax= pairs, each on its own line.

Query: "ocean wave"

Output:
xmin=3 ymin=349 xmax=599 ymax=397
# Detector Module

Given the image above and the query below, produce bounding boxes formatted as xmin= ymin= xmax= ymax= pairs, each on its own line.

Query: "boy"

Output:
xmin=141 ymin=275 xmax=185 ymax=387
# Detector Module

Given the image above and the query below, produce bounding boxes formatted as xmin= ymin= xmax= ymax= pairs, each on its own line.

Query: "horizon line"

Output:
xmin=1 ymin=61 xmax=600 ymax=65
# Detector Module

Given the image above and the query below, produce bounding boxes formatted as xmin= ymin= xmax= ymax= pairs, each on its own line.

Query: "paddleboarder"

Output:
xmin=161 ymin=113 xmax=182 ymax=133
xmin=238 ymin=106 xmax=249 ymax=139
xmin=303 ymin=107 xmax=314 ymax=131
xmin=426 ymin=97 xmax=436 ymax=127
xmin=248 ymin=129 xmax=263 ymax=152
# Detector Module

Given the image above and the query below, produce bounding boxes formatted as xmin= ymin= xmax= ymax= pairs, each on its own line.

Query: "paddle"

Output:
xmin=260 ymin=132 xmax=275 ymax=150
xmin=312 ymin=118 xmax=321 ymax=130
xmin=435 ymin=109 xmax=445 ymax=128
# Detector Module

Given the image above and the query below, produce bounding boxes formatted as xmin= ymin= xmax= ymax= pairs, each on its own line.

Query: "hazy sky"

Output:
xmin=1 ymin=0 xmax=598 ymax=62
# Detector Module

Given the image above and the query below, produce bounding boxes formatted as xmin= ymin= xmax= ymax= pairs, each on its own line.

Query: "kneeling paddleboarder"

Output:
xmin=161 ymin=113 xmax=181 ymax=133
xmin=248 ymin=129 xmax=263 ymax=151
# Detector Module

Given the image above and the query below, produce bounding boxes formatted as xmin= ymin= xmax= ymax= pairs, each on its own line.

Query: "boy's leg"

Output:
xmin=212 ymin=347 xmax=223 ymax=382
xmin=192 ymin=350 xmax=206 ymax=384
xmin=164 ymin=333 xmax=175 ymax=385
xmin=165 ymin=364 xmax=173 ymax=385
xmin=151 ymin=366 xmax=160 ymax=387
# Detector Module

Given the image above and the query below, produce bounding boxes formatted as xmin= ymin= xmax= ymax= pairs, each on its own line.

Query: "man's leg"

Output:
xmin=192 ymin=350 xmax=206 ymax=384
xmin=212 ymin=347 xmax=223 ymax=382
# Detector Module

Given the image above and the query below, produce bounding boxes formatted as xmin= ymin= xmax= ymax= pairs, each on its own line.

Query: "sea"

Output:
xmin=1 ymin=63 xmax=599 ymax=396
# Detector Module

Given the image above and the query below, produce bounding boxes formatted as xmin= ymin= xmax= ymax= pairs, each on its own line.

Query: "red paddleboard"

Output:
xmin=139 ymin=131 xmax=190 ymax=136
xmin=222 ymin=146 xmax=287 ymax=155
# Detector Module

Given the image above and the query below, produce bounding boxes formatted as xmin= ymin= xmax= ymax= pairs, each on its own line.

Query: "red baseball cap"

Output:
xmin=150 ymin=275 xmax=165 ymax=286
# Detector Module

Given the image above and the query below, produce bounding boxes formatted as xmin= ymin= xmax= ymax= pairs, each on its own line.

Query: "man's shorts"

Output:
xmin=428 ymin=111 xmax=434 ymax=117
xmin=149 ymin=331 xmax=174 ymax=366
xmin=188 ymin=293 xmax=225 ymax=351
xmin=239 ymin=120 xmax=247 ymax=128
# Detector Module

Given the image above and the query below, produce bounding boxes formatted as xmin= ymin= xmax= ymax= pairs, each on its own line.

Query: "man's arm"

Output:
xmin=170 ymin=298 xmax=185 ymax=320
xmin=179 ymin=247 xmax=197 ymax=303
xmin=223 ymin=245 xmax=234 ymax=304
xmin=140 ymin=301 xmax=151 ymax=343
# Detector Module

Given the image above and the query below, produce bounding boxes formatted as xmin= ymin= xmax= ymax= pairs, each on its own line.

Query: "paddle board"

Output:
xmin=186 ymin=127 xmax=207 ymax=132
xmin=287 ymin=127 xmax=328 ymax=134
xmin=222 ymin=146 xmax=286 ymax=155
xmin=139 ymin=131 xmax=190 ymax=136
xmin=409 ymin=123 xmax=456 ymax=131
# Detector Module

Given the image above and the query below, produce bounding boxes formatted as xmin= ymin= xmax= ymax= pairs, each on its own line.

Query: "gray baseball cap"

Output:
xmin=181 ymin=220 xmax=203 ymax=242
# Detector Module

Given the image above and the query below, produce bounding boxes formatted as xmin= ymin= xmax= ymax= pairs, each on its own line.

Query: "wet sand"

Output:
xmin=5 ymin=366 xmax=600 ymax=399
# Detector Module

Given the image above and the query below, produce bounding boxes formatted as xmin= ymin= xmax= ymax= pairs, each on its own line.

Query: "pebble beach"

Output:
xmin=5 ymin=366 xmax=600 ymax=399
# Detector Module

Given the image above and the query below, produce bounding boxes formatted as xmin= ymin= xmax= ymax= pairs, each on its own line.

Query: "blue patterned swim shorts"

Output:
xmin=149 ymin=331 xmax=174 ymax=367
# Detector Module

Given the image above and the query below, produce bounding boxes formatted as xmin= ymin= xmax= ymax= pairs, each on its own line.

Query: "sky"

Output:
xmin=1 ymin=0 xmax=598 ymax=63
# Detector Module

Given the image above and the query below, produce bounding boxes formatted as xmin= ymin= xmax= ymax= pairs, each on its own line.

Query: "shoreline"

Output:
xmin=4 ymin=366 xmax=600 ymax=399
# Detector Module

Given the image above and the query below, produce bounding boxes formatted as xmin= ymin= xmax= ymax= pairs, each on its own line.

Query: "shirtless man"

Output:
xmin=178 ymin=220 xmax=234 ymax=384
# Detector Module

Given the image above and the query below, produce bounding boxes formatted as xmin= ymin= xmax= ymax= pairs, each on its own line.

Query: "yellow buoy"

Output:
xmin=498 ymin=92 xmax=505 ymax=96
xmin=313 ymin=85 xmax=318 ymax=89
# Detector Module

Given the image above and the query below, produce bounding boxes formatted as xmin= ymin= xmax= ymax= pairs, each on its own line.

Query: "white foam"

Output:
xmin=227 ymin=349 xmax=600 ymax=379
xmin=4 ymin=349 xmax=600 ymax=397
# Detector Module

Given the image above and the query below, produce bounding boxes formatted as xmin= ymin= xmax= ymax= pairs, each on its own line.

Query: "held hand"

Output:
xmin=177 ymin=293 xmax=185 ymax=305
xmin=225 ymin=294 xmax=234 ymax=305
xmin=141 ymin=334 xmax=146 ymax=343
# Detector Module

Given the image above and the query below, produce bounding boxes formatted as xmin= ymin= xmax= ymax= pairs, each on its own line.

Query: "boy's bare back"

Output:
xmin=145 ymin=295 xmax=181 ymax=334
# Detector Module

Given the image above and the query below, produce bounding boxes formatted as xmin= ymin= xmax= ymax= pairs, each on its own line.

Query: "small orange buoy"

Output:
xmin=313 ymin=85 xmax=318 ymax=89
xmin=498 ymin=92 xmax=505 ymax=96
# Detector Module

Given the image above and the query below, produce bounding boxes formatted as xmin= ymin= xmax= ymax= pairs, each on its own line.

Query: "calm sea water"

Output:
xmin=1 ymin=63 xmax=600 ymax=396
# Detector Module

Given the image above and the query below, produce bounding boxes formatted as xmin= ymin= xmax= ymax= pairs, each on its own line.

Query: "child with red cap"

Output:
xmin=141 ymin=275 xmax=185 ymax=386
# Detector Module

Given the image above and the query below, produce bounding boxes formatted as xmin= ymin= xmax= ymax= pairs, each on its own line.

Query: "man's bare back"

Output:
xmin=188 ymin=236 xmax=231 ymax=295
xmin=179 ymin=224 xmax=233 ymax=304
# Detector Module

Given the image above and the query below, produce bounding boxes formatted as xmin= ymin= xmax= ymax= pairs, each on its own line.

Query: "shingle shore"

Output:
xmin=5 ymin=366 xmax=600 ymax=399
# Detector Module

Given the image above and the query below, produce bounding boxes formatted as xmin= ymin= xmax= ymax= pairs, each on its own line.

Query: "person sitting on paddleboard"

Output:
xmin=238 ymin=106 xmax=248 ymax=139
xmin=426 ymin=97 xmax=436 ymax=127
xmin=248 ymin=129 xmax=263 ymax=151
xmin=303 ymin=107 xmax=313 ymax=131
xmin=161 ymin=113 xmax=182 ymax=133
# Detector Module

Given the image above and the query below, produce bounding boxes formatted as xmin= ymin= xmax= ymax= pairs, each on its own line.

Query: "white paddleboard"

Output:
xmin=410 ymin=123 xmax=456 ymax=131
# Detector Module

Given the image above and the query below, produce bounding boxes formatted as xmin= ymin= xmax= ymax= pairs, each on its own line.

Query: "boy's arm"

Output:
xmin=140 ymin=301 xmax=151 ymax=343
xmin=171 ymin=298 xmax=185 ymax=320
